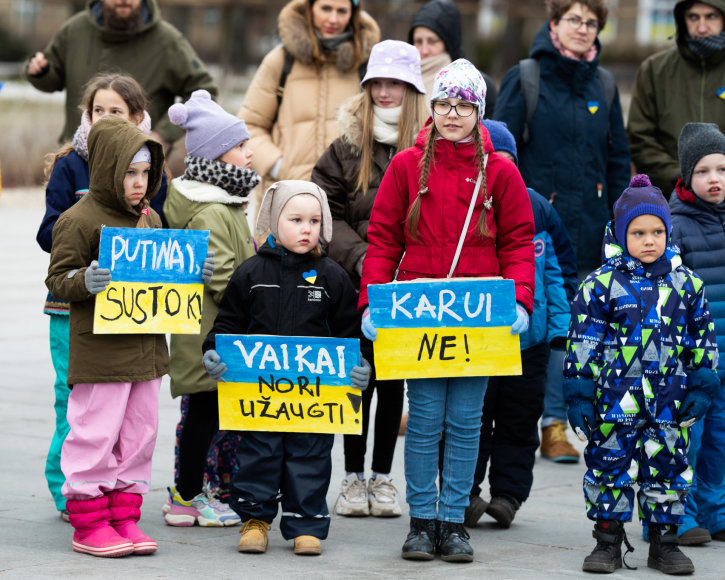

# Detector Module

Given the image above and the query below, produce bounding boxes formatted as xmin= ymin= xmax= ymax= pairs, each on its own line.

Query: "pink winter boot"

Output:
xmin=66 ymin=496 xmax=134 ymax=557
xmin=108 ymin=491 xmax=158 ymax=555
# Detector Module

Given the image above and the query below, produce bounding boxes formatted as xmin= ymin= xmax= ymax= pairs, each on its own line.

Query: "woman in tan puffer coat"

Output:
xmin=238 ymin=0 xmax=379 ymax=227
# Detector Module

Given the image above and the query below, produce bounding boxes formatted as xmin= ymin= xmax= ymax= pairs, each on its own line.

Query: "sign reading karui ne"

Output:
xmin=93 ymin=227 xmax=209 ymax=334
xmin=367 ymin=278 xmax=521 ymax=380
xmin=216 ymin=335 xmax=362 ymax=435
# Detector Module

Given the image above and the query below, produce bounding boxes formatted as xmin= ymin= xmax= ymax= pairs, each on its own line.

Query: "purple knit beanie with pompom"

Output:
xmin=613 ymin=174 xmax=671 ymax=247
xmin=168 ymin=90 xmax=250 ymax=161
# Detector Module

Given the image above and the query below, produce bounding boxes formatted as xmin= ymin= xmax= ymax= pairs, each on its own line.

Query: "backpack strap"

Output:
xmin=518 ymin=58 xmax=539 ymax=146
xmin=272 ymin=47 xmax=295 ymax=126
xmin=596 ymin=66 xmax=616 ymax=114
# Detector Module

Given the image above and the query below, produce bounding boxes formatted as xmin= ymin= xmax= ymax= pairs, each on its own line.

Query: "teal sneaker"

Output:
xmin=163 ymin=485 xmax=241 ymax=527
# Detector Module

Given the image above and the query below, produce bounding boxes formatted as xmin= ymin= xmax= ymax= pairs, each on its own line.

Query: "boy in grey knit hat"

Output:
xmin=667 ymin=121 xmax=725 ymax=547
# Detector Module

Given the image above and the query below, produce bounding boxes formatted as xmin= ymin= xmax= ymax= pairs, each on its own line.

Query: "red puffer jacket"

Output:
xmin=359 ymin=122 xmax=535 ymax=312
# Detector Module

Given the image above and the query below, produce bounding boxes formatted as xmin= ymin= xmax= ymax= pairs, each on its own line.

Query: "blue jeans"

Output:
xmin=405 ymin=376 xmax=488 ymax=523
xmin=541 ymin=348 xmax=567 ymax=427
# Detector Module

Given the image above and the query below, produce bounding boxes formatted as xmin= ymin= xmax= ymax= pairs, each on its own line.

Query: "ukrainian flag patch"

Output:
xmin=587 ymin=101 xmax=599 ymax=114
xmin=718 ymin=86 xmax=725 ymax=100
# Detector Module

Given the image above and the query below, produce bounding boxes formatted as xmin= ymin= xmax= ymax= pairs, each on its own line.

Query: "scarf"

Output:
xmin=183 ymin=155 xmax=261 ymax=198
xmin=549 ymin=27 xmax=597 ymax=62
xmin=316 ymin=29 xmax=354 ymax=52
xmin=686 ymin=31 xmax=725 ymax=58
xmin=72 ymin=110 xmax=152 ymax=161
xmin=372 ymin=105 xmax=401 ymax=145
xmin=420 ymin=52 xmax=453 ymax=97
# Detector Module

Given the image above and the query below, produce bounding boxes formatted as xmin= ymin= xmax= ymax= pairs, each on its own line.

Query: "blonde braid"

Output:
xmin=407 ymin=125 xmax=437 ymax=239
xmin=473 ymin=127 xmax=491 ymax=238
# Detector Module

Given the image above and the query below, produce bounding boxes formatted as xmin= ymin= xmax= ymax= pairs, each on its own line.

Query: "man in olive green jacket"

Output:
xmin=25 ymin=0 xmax=217 ymax=149
xmin=627 ymin=0 xmax=725 ymax=196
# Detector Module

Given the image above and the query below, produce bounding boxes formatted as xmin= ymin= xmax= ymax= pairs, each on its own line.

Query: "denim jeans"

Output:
xmin=541 ymin=348 xmax=567 ymax=427
xmin=405 ymin=376 xmax=488 ymax=523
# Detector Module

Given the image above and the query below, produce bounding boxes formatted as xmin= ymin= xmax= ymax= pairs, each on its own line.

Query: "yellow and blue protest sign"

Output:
xmin=216 ymin=335 xmax=363 ymax=434
xmin=367 ymin=278 xmax=521 ymax=380
xmin=93 ymin=227 xmax=209 ymax=334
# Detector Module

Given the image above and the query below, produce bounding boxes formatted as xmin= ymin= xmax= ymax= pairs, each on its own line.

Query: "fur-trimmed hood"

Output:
xmin=337 ymin=92 xmax=366 ymax=154
xmin=278 ymin=0 xmax=379 ymax=73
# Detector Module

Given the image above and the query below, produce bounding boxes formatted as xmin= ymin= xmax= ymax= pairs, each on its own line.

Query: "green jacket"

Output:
xmin=627 ymin=0 xmax=725 ymax=196
xmin=26 ymin=0 xmax=217 ymax=144
xmin=46 ymin=116 xmax=168 ymax=385
xmin=163 ymin=178 xmax=255 ymax=396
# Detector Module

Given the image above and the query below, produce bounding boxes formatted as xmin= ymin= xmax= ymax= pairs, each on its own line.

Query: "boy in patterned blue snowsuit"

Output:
xmin=564 ymin=175 xmax=720 ymax=575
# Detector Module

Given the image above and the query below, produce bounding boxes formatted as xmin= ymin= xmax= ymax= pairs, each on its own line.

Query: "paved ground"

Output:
xmin=1 ymin=188 xmax=722 ymax=579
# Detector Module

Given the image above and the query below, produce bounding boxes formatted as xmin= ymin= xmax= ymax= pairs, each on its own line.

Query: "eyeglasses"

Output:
xmin=561 ymin=15 xmax=600 ymax=32
xmin=432 ymin=101 xmax=476 ymax=117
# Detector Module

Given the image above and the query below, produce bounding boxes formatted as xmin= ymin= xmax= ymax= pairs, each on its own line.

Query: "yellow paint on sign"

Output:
xmin=374 ymin=326 xmax=521 ymax=380
xmin=93 ymin=281 xmax=204 ymax=334
xmin=218 ymin=382 xmax=363 ymax=434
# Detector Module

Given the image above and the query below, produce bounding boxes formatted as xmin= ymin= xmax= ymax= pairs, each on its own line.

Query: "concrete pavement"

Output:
xmin=1 ymin=188 xmax=722 ymax=579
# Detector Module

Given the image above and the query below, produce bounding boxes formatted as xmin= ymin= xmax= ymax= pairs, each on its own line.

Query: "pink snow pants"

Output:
xmin=61 ymin=378 xmax=162 ymax=500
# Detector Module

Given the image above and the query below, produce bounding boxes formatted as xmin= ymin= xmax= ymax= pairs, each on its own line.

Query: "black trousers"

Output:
xmin=470 ymin=341 xmax=550 ymax=503
xmin=176 ymin=389 xmax=219 ymax=500
xmin=343 ymin=343 xmax=404 ymax=474
xmin=230 ymin=431 xmax=334 ymax=539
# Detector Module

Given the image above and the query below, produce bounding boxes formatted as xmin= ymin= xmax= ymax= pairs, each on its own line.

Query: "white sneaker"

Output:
xmin=334 ymin=476 xmax=370 ymax=516
xmin=367 ymin=475 xmax=402 ymax=517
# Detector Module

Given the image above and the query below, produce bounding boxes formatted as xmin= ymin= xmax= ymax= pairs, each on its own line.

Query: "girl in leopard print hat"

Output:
xmin=161 ymin=90 xmax=260 ymax=527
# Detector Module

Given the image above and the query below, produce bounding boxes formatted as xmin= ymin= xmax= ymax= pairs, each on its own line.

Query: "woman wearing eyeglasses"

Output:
xmin=494 ymin=0 xmax=631 ymax=469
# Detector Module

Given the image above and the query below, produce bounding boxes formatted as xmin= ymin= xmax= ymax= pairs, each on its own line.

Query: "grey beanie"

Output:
xmin=678 ymin=122 xmax=725 ymax=189
xmin=256 ymin=180 xmax=333 ymax=243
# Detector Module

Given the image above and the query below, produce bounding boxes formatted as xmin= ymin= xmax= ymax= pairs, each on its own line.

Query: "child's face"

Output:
xmin=370 ymin=78 xmax=405 ymax=108
xmin=690 ymin=153 xmax=725 ymax=205
xmin=218 ymin=141 xmax=253 ymax=169
xmin=432 ymin=98 xmax=478 ymax=142
xmin=124 ymin=161 xmax=150 ymax=206
xmin=276 ymin=194 xmax=322 ymax=254
xmin=91 ymin=88 xmax=142 ymax=126
xmin=626 ymin=214 xmax=667 ymax=264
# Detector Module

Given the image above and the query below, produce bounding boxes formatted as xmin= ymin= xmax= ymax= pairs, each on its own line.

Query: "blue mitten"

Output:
xmin=350 ymin=358 xmax=371 ymax=391
xmin=202 ymin=251 xmax=215 ymax=284
xmin=680 ymin=367 xmax=720 ymax=427
xmin=563 ymin=376 xmax=596 ymax=441
xmin=362 ymin=308 xmax=377 ymax=342
xmin=510 ymin=302 xmax=529 ymax=335
xmin=84 ymin=260 xmax=111 ymax=294
xmin=202 ymin=349 xmax=227 ymax=382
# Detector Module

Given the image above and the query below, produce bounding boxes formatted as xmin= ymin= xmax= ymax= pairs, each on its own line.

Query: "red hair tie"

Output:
xmin=141 ymin=208 xmax=150 ymax=215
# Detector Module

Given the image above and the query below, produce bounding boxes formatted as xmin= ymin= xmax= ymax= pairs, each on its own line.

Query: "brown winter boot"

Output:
xmin=541 ymin=420 xmax=580 ymax=463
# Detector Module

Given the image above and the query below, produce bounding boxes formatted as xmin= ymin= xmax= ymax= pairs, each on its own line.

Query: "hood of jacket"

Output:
xmin=86 ymin=0 xmax=160 ymax=43
xmin=278 ymin=0 xmax=379 ymax=74
xmin=408 ymin=0 xmax=463 ymax=60
xmin=674 ymin=0 xmax=725 ymax=58
xmin=87 ymin=115 xmax=164 ymax=217
xmin=337 ymin=92 xmax=366 ymax=153
xmin=600 ymin=220 xmax=682 ymax=279
xmin=529 ymin=22 xmax=602 ymax=82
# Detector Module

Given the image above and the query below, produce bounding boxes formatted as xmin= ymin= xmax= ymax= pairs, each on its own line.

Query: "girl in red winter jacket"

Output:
xmin=358 ymin=59 xmax=535 ymax=563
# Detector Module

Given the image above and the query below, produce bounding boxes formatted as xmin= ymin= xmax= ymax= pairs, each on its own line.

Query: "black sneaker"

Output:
xmin=401 ymin=517 xmax=437 ymax=561
xmin=437 ymin=521 xmax=473 ymax=563
xmin=464 ymin=495 xmax=489 ymax=528
xmin=582 ymin=520 xmax=636 ymax=574
xmin=648 ymin=525 xmax=695 ymax=575
xmin=485 ymin=495 xmax=520 ymax=529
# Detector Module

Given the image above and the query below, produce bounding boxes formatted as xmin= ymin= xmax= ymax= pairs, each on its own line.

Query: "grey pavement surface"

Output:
xmin=1 ymin=188 xmax=722 ymax=579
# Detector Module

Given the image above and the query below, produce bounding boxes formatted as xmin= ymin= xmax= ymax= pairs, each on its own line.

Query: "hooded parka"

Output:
xmin=46 ymin=115 xmax=168 ymax=385
xmin=494 ymin=23 xmax=631 ymax=275
xmin=628 ymin=0 xmax=725 ymax=196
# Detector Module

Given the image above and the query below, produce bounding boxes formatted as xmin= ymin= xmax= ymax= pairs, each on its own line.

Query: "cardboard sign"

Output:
xmin=367 ymin=278 xmax=521 ymax=379
xmin=93 ymin=227 xmax=209 ymax=334
xmin=216 ymin=335 xmax=362 ymax=434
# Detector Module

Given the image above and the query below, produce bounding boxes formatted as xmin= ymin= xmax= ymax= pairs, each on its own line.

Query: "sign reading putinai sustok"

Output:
xmin=367 ymin=278 xmax=521 ymax=379
xmin=93 ymin=227 xmax=209 ymax=334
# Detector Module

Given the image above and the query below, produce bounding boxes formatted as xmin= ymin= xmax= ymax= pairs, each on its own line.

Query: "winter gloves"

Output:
xmin=84 ymin=260 xmax=111 ymax=294
xmin=563 ymin=376 xmax=596 ymax=441
xmin=679 ymin=367 xmax=720 ymax=427
xmin=510 ymin=302 xmax=529 ymax=335
xmin=362 ymin=308 xmax=377 ymax=342
xmin=350 ymin=358 xmax=371 ymax=391
xmin=202 ymin=349 xmax=227 ymax=382
xmin=202 ymin=251 xmax=215 ymax=285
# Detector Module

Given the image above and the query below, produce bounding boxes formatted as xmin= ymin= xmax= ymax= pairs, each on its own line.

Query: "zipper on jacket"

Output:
xmin=700 ymin=59 xmax=706 ymax=120
xmin=597 ymin=183 xmax=603 ymax=199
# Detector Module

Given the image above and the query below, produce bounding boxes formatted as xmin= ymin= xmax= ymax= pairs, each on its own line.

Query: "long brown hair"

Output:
xmin=44 ymin=73 xmax=148 ymax=180
xmin=406 ymin=118 xmax=490 ymax=239
xmin=355 ymin=82 xmax=428 ymax=194
xmin=305 ymin=0 xmax=363 ymax=68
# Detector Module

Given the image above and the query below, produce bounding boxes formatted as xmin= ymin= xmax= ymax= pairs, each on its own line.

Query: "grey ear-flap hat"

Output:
xmin=256 ymin=180 xmax=333 ymax=243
